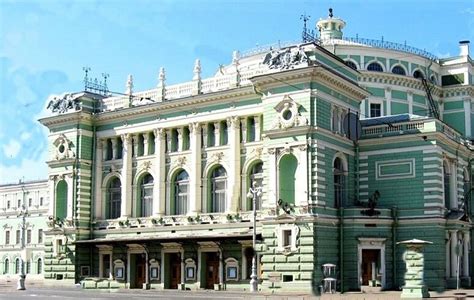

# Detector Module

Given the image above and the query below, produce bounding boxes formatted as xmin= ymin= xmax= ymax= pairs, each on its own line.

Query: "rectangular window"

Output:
xmin=5 ymin=231 xmax=10 ymax=244
xmin=39 ymin=197 xmax=43 ymax=206
xmin=26 ymin=230 xmax=31 ymax=244
xmin=17 ymin=199 xmax=21 ymax=208
xmin=28 ymin=198 xmax=32 ymax=207
xmin=38 ymin=229 xmax=43 ymax=244
xmin=283 ymin=230 xmax=292 ymax=247
xmin=6 ymin=201 xmax=10 ymax=209
xmin=16 ymin=230 xmax=20 ymax=245
xmin=370 ymin=103 xmax=381 ymax=118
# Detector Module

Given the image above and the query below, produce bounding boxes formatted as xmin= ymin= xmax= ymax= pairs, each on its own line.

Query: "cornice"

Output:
xmin=38 ymin=111 xmax=93 ymax=128
xmin=95 ymin=86 xmax=256 ymax=124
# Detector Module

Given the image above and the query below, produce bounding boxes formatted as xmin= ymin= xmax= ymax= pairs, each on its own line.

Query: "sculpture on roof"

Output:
xmin=262 ymin=46 xmax=308 ymax=70
xmin=46 ymin=93 xmax=81 ymax=114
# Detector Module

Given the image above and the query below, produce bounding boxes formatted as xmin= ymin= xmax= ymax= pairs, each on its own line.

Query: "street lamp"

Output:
xmin=17 ymin=199 xmax=28 ymax=290
xmin=247 ymin=181 xmax=262 ymax=292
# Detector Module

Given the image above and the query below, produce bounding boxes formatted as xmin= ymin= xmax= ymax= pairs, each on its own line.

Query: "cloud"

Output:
xmin=3 ymin=139 xmax=21 ymax=159
xmin=0 ymin=154 xmax=47 ymax=184
xmin=20 ymin=132 xmax=31 ymax=141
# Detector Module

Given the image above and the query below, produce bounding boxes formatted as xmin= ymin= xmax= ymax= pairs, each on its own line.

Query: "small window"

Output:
xmin=184 ymin=258 xmax=196 ymax=281
xmin=3 ymin=258 xmax=9 ymax=274
xmin=370 ymin=103 xmax=381 ymax=118
xmin=367 ymin=62 xmax=383 ymax=72
xmin=150 ymin=267 xmax=159 ymax=279
xmin=345 ymin=60 xmax=357 ymax=70
xmin=80 ymin=266 xmax=89 ymax=277
xmin=28 ymin=198 xmax=32 ymax=207
xmin=5 ymin=231 xmax=10 ymax=245
xmin=115 ymin=267 xmax=124 ymax=279
xmin=16 ymin=230 xmax=20 ymax=245
xmin=17 ymin=199 xmax=21 ymax=208
xmin=38 ymin=229 xmax=43 ymax=244
xmin=225 ymin=258 xmax=239 ymax=281
xmin=39 ymin=197 xmax=43 ymax=206
xmin=413 ymin=70 xmax=424 ymax=79
xmin=26 ymin=230 xmax=31 ymax=244
xmin=37 ymin=258 xmax=43 ymax=274
xmin=283 ymin=274 xmax=293 ymax=282
xmin=391 ymin=65 xmax=406 ymax=76
xmin=6 ymin=201 xmax=10 ymax=209
xmin=283 ymin=230 xmax=292 ymax=247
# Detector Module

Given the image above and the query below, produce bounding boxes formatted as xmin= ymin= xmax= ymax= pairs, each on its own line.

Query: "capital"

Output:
xmin=189 ymin=122 xmax=200 ymax=134
xmin=121 ymin=133 xmax=132 ymax=144
xmin=226 ymin=116 xmax=240 ymax=129
xmin=153 ymin=128 xmax=165 ymax=140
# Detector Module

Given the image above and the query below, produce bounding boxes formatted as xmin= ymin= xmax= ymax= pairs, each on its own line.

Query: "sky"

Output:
xmin=0 ymin=0 xmax=473 ymax=184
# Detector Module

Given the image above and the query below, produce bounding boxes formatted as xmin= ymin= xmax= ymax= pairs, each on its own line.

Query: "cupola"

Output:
xmin=316 ymin=8 xmax=346 ymax=40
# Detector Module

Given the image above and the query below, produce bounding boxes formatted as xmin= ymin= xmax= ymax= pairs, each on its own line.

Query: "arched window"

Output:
xmin=15 ymin=258 xmax=20 ymax=274
xmin=4 ymin=259 xmax=9 ymax=274
xmin=391 ymin=65 xmax=406 ymax=76
xmin=278 ymin=154 xmax=297 ymax=206
xmin=345 ymin=60 xmax=357 ymax=70
xmin=413 ymin=70 xmax=424 ymax=79
xmin=37 ymin=258 xmax=43 ymax=274
xmin=174 ymin=170 xmax=189 ymax=215
xmin=332 ymin=107 xmax=339 ymax=132
xmin=334 ymin=157 xmax=346 ymax=208
xmin=210 ymin=166 xmax=227 ymax=213
xmin=367 ymin=62 xmax=383 ymax=72
xmin=55 ymin=180 xmax=67 ymax=219
xmin=139 ymin=174 xmax=153 ymax=217
xmin=249 ymin=162 xmax=263 ymax=210
xmin=107 ymin=177 xmax=121 ymax=219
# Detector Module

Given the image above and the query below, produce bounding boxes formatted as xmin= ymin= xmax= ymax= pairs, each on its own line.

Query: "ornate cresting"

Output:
xmin=398 ymin=239 xmax=432 ymax=299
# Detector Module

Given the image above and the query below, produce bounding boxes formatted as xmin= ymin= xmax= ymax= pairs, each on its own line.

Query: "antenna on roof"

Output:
xmin=300 ymin=13 xmax=316 ymax=42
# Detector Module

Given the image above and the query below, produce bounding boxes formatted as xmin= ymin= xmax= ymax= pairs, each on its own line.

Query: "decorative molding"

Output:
xmin=271 ymin=94 xmax=308 ymax=130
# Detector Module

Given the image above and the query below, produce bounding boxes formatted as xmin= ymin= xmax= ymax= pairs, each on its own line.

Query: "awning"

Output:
xmin=74 ymin=232 xmax=262 ymax=245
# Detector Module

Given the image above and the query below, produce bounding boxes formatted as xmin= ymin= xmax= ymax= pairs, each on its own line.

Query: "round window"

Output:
xmin=58 ymin=144 xmax=65 ymax=154
xmin=282 ymin=109 xmax=293 ymax=121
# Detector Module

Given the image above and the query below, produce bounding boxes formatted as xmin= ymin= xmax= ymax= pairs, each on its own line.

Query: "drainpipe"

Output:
xmin=391 ymin=206 xmax=398 ymax=289
xmin=89 ymin=122 xmax=97 ymax=277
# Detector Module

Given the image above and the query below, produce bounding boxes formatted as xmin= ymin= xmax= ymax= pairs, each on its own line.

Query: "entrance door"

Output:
xmin=361 ymin=249 xmax=380 ymax=286
xmin=135 ymin=254 xmax=146 ymax=288
xmin=170 ymin=253 xmax=181 ymax=289
xmin=205 ymin=252 xmax=219 ymax=289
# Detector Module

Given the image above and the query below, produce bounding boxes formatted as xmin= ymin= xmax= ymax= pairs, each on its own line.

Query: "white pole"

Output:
xmin=247 ymin=182 xmax=261 ymax=292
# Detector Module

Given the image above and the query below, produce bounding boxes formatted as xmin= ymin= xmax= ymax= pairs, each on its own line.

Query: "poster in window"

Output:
xmin=186 ymin=267 xmax=195 ymax=279
xmin=227 ymin=266 xmax=237 ymax=279
xmin=150 ymin=267 xmax=159 ymax=279
xmin=115 ymin=267 xmax=124 ymax=279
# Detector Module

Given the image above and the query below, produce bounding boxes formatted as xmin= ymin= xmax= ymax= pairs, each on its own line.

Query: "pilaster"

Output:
xmin=189 ymin=123 xmax=202 ymax=215
xmin=227 ymin=116 xmax=240 ymax=212
xmin=121 ymin=133 xmax=133 ymax=218
xmin=153 ymin=129 xmax=166 ymax=216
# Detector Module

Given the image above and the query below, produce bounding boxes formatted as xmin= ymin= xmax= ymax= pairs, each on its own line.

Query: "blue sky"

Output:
xmin=0 ymin=0 xmax=473 ymax=184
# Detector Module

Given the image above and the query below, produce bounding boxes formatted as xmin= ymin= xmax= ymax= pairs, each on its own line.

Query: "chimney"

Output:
xmin=459 ymin=40 xmax=470 ymax=56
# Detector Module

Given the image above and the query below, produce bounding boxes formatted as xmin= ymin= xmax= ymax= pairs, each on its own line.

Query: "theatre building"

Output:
xmin=37 ymin=10 xmax=473 ymax=293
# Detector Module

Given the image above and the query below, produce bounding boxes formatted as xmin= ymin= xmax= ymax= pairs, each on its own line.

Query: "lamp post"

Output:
xmin=17 ymin=183 xmax=28 ymax=290
xmin=247 ymin=181 xmax=262 ymax=292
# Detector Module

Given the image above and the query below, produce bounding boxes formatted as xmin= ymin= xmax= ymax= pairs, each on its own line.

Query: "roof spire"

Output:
xmin=329 ymin=8 xmax=333 ymax=18
xmin=125 ymin=74 xmax=133 ymax=95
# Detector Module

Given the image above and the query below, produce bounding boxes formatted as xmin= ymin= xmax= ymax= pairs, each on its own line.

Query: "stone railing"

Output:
xmin=362 ymin=121 xmax=426 ymax=137
xmin=92 ymin=211 xmax=262 ymax=230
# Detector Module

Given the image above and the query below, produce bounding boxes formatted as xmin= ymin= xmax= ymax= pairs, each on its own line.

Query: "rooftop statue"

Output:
xmin=46 ymin=93 xmax=81 ymax=114
xmin=262 ymin=46 xmax=308 ymax=70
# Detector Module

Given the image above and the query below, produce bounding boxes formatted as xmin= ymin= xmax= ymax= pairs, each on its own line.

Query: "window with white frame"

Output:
xmin=210 ymin=166 xmax=227 ymax=213
xmin=174 ymin=170 xmax=189 ymax=215
xmin=149 ymin=259 xmax=160 ymax=280
xmin=113 ymin=259 xmax=124 ymax=280
xmin=443 ymin=160 xmax=457 ymax=210
xmin=391 ymin=65 xmax=406 ymax=76
xmin=38 ymin=229 xmax=43 ymax=244
xmin=139 ymin=173 xmax=154 ymax=217
xmin=26 ymin=229 xmax=31 ymax=244
xmin=5 ymin=231 xmax=10 ymax=245
xmin=277 ymin=224 xmax=299 ymax=254
xmin=367 ymin=62 xmax=383 ymax=72
xmin=370 ymin=103 xmax=382 ymax=118
xmin=37 ymin=258 xmax=43 ymax=274
xmin=248 ymin=162 xmax=263 ymax=210
xmin=107 ymin=177 xmax=121 ymax=219
xmin=3 ymin=258 xmax=9 ymax=274
xmin=334 ymin=157 xmax=347 ymax=208
xmin=225 ymin=257 xmax=239 ymax=281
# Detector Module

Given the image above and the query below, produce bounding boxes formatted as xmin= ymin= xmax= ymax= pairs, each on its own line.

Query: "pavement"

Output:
xmin=1 ymin=283 xmax=474 ymax=300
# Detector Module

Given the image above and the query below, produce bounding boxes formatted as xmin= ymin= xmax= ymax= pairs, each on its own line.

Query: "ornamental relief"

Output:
xmin=271 ymin=95 xmax=308 ymax=130
xmin=53 ymin=134 xmax=75 ymax=160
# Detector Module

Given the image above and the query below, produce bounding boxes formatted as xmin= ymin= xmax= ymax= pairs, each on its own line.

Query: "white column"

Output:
xmin=451 ymin=230 xmax=458 ymax=278
xmin=145 ymin=251 xmax=149 ymax=286
xmin=189 ymin=123 xmax=202 ymax=215
xmin=407 ymin=91 xmax=413 ymax=115
xmin=111 ymin=138 xmax=118 ymax=160
xmin=227 ymin=116 xmax=240 ymax=212
xmin=463 ymin=231 xmax=470 ymax=277
xmin=450 ymin=163 xmax=458 ymax=209
xmin=240 ymin=118 xmax=247 ymax=143
xmin=102 ymin=139 xmax=108 ymax=161
xmin=94 ymin=139 xmax=104 ymax=219
xmin=121 ymin=133 xmax=133 ymax=218
xmin=214 ymin=122 xmax=220 ymax=146
xmin=180 ymin=250 xmax=185 ymax=287
xmin=143 ymin=133 xmax=149 ymax=156
xmin=177 ymin=128 xmax=183 ymax=152
xmin=385 ymin=87 xmax=392 ymax=116
xmin=296 ymin=144 xmax=308 ymax=206
xmin=48 ymin=176 xmax=56 ymax=217
xmin=446 ymin=231 xmax=451 ymax=278
xmin=254 ymin=116 xmax=261 ymax=142
xmin=464 ymin=98 xmax=472 ymax=138
xmin=66 ymin=175 xmax=73 ymax=219
xmin=197 ymin=248 xmax=202 ymax=288
xmin=241 ymin=247 xmax=247 ymax=280
xmin=218 ymin=250 xmax=224 ymax=287
xmin=160 ymin=251 xmax=165 ymax=289
xmin=166 ymin=129 xmax=172 ymax=153
xmin=133 ymin=134 xmax=139 ymax=157
xmin=265 ymin=148 xmax=277 ymax=209
xmin=153 ymin=129 xmax=166 ymax=216
xmin=202 ymin=125 xmax=208 ymax=149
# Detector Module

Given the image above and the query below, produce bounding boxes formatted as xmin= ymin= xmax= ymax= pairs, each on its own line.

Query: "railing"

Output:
xmin=362 ymin=121 xmax=426 ymax=137
xmin=92 ymin=211 xmax=262 ymax=230
xmin=321 ymin=36 xmax=439 ymax=62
